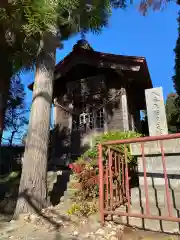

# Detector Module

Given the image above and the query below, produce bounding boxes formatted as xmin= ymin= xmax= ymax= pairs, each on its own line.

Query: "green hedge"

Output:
xmin=77 ymin=131 xmax=142 ymax=165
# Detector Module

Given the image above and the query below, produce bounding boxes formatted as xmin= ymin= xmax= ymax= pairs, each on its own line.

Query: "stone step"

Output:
xmin=131 ymin=187 xmax=180 ymax=209
xmin=112 ymin=204 xmax=180 ymax=233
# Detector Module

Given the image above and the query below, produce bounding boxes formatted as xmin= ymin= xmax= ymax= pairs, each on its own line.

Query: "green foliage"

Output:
xmin=0 ymin=171 xmax=20 ymax=183
xmin=67 ymin=201 xmax=98 ymax=217
xmin=0 ymin=2 xmax=41 ymax=74
xmin=173 ymin=11 xmax=180 ymax=96
xmin=166 ymin=93 xmax=180 ymax=133
xmin=0 ymin=0 xmax=127 ymax=77
xmin=171 ymin=12 xmax=180 ymax=132
xmin=71 ymin=131 xmax=141 ymax=205
xmin=78 ymin=131 xmax=142 ymax=164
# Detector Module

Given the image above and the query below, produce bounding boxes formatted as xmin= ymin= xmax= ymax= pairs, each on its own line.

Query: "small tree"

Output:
xmin=3 ymin=76 xmax=29 ymax=145
xmin=166 ymin=93 xmax=180 ymax=133
xmin=172 ymin=11 xmax=180 ymax=96
xmin=0 ymin=2 xmax=41 ymax=142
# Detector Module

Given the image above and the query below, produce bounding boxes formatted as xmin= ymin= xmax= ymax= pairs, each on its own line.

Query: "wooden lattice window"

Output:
xmin=73 ymin=103 xmax=105 ymax=133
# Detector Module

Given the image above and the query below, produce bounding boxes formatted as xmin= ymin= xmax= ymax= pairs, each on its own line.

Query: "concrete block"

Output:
xmin=130 ymin=138 xmax=180 ymax=156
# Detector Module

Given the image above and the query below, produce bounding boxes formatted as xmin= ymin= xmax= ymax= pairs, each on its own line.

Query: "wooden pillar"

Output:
xmin=121 ymin=88 xmax=129 ymax=131
xmin=103 ymin=107 xmax=108 ymax=132
xmin=130 ymin=114 xmax=135 ymax=131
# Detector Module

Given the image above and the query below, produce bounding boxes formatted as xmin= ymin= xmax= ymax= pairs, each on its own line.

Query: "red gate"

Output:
xmin=98 ymin=133 xmax=180 ymax=227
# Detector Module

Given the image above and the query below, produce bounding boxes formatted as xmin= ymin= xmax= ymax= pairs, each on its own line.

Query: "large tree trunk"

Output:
xmin=14 ymin=32 xmax=56 ymax=218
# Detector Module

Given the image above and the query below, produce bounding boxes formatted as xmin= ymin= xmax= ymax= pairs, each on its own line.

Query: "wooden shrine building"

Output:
xmin=28 ymin=40 xmax=152 ymax=164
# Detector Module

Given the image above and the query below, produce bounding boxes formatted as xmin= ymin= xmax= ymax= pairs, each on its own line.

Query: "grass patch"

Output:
xmin=0 ymin=171 xmax=20 ymax=183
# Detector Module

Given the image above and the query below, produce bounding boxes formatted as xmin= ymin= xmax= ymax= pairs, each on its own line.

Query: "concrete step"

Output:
xmin=112 ymin=204 xmax=180 ymax=233
xmin=131 ymin=187 xmax=180 ymax=209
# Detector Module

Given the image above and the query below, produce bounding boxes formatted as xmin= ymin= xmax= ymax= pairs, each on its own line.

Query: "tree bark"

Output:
xmin=14 ymin=32 xmax=56 ymax=218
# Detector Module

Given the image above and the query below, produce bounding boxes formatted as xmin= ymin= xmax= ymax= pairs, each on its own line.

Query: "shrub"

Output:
xmin=77 ymin=131 xmax=141 ymax=165
xmin=69 ymin=163 xmax=99 ymax=200
xmin=67 ymin=201 xmax=98 ymax=217
xmin=69 ymin=131 xmax=141 ymax=203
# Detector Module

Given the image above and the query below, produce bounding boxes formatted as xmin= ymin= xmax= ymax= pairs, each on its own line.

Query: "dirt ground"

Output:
xmin=0 ymin=172 xmax=179 ymax=240
xmin=0 ymin=212 xmax=179 ymax=240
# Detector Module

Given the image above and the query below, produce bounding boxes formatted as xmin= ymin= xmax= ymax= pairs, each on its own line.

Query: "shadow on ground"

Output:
xmin=49 ymin=170 xmax=71 ymax=206
xmin=0 ymin=168 xmax=71 ymax=220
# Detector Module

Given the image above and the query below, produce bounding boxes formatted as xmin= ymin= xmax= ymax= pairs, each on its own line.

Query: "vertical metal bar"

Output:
xmin=160 ymin=141 xmax=172 ymax=217
xmin=98 ymin=144 xmax=104 ymax=224
xmin=109 ymin=148 xmax=113 ymax=211
xmin=115 ymin=152 xmax=118 ymax=203
xmin=105 ymin=159 xmax=109 ymax=208
xmin=117 ymin=153 xmax=120 ymax=202
xmin=124 ymin=144 xmax=130 ymax=212
xmin=121 ymin=155 xmax=125 ymax=199
xmin=119 ymin=154 xmax=122 ymax=202
xmin=117 ymin=154 xmax=121 ymax=203
xmin=141 ymin=143 xmax=150 ymax=215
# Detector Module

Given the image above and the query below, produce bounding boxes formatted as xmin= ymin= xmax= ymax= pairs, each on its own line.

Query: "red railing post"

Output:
xmin=105 ymin=159 xmax=109 ymax=208
xmin=124 ymin=144 xmax=130 ymax=212
xmin=109 ymin=148 xmax=113 ymax=212
xmin=114 ymin=152 xmax=118 ymax=202
xmin=98 ymin=144 xmax=104 ymax=224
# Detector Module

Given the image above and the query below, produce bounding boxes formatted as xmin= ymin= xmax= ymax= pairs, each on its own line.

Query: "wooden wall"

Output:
xmin=51 ymin=72 xmax=142 ymax=164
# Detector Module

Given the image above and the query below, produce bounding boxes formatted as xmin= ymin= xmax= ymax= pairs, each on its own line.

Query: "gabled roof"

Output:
xmin=28 ymin=40 xmax=153 ymax=90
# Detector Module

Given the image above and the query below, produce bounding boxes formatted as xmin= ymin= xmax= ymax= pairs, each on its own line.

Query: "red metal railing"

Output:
xmin=98 ymin=133 xmax=180 ymax=225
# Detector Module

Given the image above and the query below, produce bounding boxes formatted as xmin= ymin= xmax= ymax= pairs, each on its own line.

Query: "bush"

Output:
xmin=67 ymin=201 xmax=98 ymax=217
xmin=69 ymin=131 xmax=141 ymax=208
xmin=77 ymin=131 xmax=141 ymax=165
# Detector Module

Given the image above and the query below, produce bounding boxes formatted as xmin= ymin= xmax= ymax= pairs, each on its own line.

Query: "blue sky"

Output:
xmin=3 ymin=3 xmax=180 ymax=143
